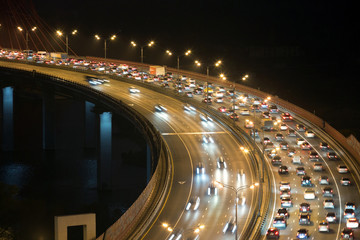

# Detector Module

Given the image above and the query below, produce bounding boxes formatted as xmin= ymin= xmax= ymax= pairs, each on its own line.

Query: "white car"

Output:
xmin=154 ymin=104 xmax=167 ymax=112
xmin=323 ymin=199 xmax=335 ymax=209
xmin=128 ymin=86 xmax=140 ymax=93
xmin=217 ymin=156 xmax=227 ymax=169
xmin=200 ymin=113 xmax=213 ymax=122
xmin=279 ymin=181 xmax=291 ymax=191
xmin=215 ymin=97 xmax=224 ymax=103
xmin=318 ymin=220 xmax=330 ymax=232
xmin=244 ymin=119 xmax=254 ymax=128
xmin=202 ymin=135 xmax=214 ymax=144
xmin=347 ymin=218 xmax=359 ymax=228
xmin=184 ymin=104 xmax=196 ymax=111
xmin=304 ymin=189 xmax=315 ymax=200
xmin=214 ymin=91 xmax=224 ymax=98
xmin=240 ymin=109 xmax=250 ymax=115
xmin=196 ymin=162 xmax=205 ymax=174
xmin=186 ymin=196 xmax=200 ymax=211
xmin=280 ymin=124 xmax=288 ymax=131
xmin=305 ymin=130 xmax=315 ymax=138
xmin=223 ymin=217 xmax=237 ymax=234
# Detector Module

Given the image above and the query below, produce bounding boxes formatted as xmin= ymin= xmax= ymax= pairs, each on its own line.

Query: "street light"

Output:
xmin=130 ymin=40 xmax=155 ymax=63
xmin=95 ymin=34 xmax=117 ymax=59
xmin=165 ymin=49 xmax=191 ymax=80
xmin=215 ymin=181 xmax=258 ymax=240
xmin=194 ymin=59 xmax=222 ymax=102
xmin=56 ymin=29 xmax=77 ymax=55
xmin=17 ymin=25 xmax=37 ymax=51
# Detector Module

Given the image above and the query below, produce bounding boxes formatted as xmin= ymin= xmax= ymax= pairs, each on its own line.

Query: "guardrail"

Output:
xmin=0 ymin=64 xmax=172 ymax=240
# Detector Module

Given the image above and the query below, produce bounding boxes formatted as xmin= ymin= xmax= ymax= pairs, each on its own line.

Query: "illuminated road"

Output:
xmin=1 ymin=59 xmax=360 ymax=240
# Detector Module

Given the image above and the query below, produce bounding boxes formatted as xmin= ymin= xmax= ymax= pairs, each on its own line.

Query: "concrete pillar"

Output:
xmin=54 ymin=213 xmax=96 ymax=240
xmin=42 ymin=89 xmax=56 ymax=149
xmin=99 ymin=112 xmax=112 ymax=190
xmin=85 ymin=101 xmax=96 ymax=148
xmin=147 ymin=143 xmax=151 ymax=183
xmin=2 ymin=87 xmax=14 ymax=151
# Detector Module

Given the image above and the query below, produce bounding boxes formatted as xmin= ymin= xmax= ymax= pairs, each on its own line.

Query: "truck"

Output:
xmin=149 ymin=65 xmax=165 ymax=76
xmin=50 ymin=52 xmax=68 ymax=61
xmin=262 ymin=120 xmax=274 ymax=131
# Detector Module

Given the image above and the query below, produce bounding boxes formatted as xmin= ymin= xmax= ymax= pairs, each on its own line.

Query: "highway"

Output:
xmin=1 ymin=58 xmax=360 ymax=240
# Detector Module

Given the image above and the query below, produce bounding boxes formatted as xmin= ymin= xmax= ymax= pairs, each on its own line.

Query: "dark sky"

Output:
xmin=1 ymin=0 xmax=360 ymax=136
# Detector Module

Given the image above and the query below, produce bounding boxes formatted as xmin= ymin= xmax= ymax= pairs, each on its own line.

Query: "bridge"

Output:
xmin=1 ymin=57 xmax=360 ymax=240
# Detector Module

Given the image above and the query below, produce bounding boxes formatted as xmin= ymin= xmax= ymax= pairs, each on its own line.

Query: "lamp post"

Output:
xmin=56 ymin=29 xmax=77 ymax=55
xmin=17 ymin=26 xmax=37 ymax=51
xmin=215 ymin=181 xmax=258 ymax=240
xmin=165 ymin=49 xmax=191 ymax=80
xmin=194 ymin=60 xmax=222 ymax=103
xmin=130 ymin=40 xmax=155 ymax=63
xmin=95 ymin=34 xmax=116 ymax=59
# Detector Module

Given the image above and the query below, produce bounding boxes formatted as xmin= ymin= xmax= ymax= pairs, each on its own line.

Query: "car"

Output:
xmin=319 ymin=176 xmax=330 ymax=185
xmin=186 ymin=196 xmax=200 ymax=211
xmin=272 ymin=155 xmax=282 ymax=165
xmin=320 ymin=142 xmax=330 ymax=151
xmin=280 ymin=123 xmax=288 ymax=131
xmin=322 ymin=187 xmax=334 ymax=197
xmin=300 ymin=142 xmax=311 ymax=150
xmin=281 ymin=112 xmax=293 ymax=121
xmin=318 ymin=220 xmax=330 ymax=232
xmin=341 ymin=228 xmax=354 ymax=240
xmin=184 ymin=104 xmax=196 ymax=111
xmin=346 ymin=218 xmax=359 ymax=228
xmin=296 ymin=228 xmax=309 ymax=239
xmin=250 ymin=129 xmax=259 ymax=138
xmin=281 ymin=197 xmax=292 ymax=208
xmin=186 ymin=92 xmax=193 ymax=97
xmin=327 ymin=152 xmax=338 ymax=160
xmin=202 ymin=135 xmax=214 ymax=144
xmin=345 ymin=202 xmax=356 ymax=211
xmin=305 ymin=130 xmax=315 ymax=138
xmin=304 ymin=189 xmax=315 ymax=200
xmin=240 ymin=109 xmax=250 ymax=115
xmin=196 ymin=162 xmax=205 ymax=174
xmin=154 ymin=104 xmax=167 ymax=112
xmin=326 ymin=212 xmax=337 ymax=223
xmin=199 ymin=113 xmax=213 ymax=122
xmin=299 ymin=203 xmax=311 ymax=213
xmin=218 ymin=106 xmax=227 ymax=113
xmin=288 ymin=147 xmax=296 ymax=156
xmin=308 ymin=151 xmax=319 ymax=161
xmin=277 ymin=208 xmax=289 ymax=218
xmin=215 ymin=97 xmax=224 ymax=103
xmin=296 ymin=138 xmax=305 ymax=146
xmin=229 ymin=113 xmax=239 ymax=121
xmin=301 ymin=176 xmax=312 ymax=187
xmin=296 ymin=167 xmax=306 ymax=175
xmin=288 ymin=129 xmax=297 ymax=137
xmin=217 ymin=156 xmax=227 ymax=169
xmin=273 ymin=216 xmax=287 ymax=228
xmin=299 ymin=213 xmax=311 ymax=225
xmin=292 ymin=155 xmax=302 ymax=164
xmin=313 ymin=163 xmax=323 ymax=171
xmin=341 ymin=177 xmax=351 ymax=186
xmin=279 ymin=141 xmax=288 ymax=150
xmin=263 ymin=111 xmax=271 ymax=119
xmin=280 ymin=189 xmax=291 ymax=199
xmin=296 ymin=124 xmax=306 ymax=131
xmin=280 ymin=181 xmax=291 ymax=191
xmin=274 ymin=133 xmax=284 ymax=141
xmin=263 ymin=137 xmax=271 ymax=145
xmin=337 ymin=165 xmax=349 ymax=173
xmin=207 ymin=183 xmax=218 ymax=196
xmin=269 ymin=105 xmax=279 ymax=114
xmin=251 ymin=104 xmax=260 ymax=112
xmin=323 ymin=199 xmax=335 ymax=209
xmin=266 ymin=227 xmax=280 ymax=239
xmin=278 ymin=165 xmax=288 ymax=174
xmin=265 ymin=142 xmax=276 ymax=152
xmin=223 ymin=217 xmax=237 ymax=234
xmin=202 ymin=97 xmax=212 ymax=104
xmin=244 ymin=119 xmax=254 ymax=128
xmin=161 ymin=83 xmax=170 ymax=88
xmin=344 ymin=209 xmax=355 ymax=219
xmin=167 ymin=229 xmax=183 ymax=240
xmin=128 ymin=86 xmax=140 ymax=93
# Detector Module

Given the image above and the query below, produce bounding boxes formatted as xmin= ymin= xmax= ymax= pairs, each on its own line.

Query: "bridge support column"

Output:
xmin=85 ymin=101 xmax=96 ymax=148
xmin=2 ymin=87 xmax=14 ymax=151
xmin=42 ymin=89 xmax=56 ymax=149
xmin=99 ymin=112 xmax=112 ymax=190
xmin=147 ymin=143 xmax=151 ymax=183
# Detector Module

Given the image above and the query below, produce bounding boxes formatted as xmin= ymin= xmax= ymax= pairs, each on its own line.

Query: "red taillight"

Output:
xmin=275 ymin=231 xmax=279 ymax=235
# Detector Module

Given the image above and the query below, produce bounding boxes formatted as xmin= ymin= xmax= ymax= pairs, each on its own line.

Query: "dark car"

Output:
xmin=281 ymin=112 xmax=293 ymax=121
xmin=320 ymin=142 xmax=330 ymax=151
xmin=301 ymin=175 xmax=312 ymax=187
xmin=341 ymin=228 xmax=354 ymax=240
xmin=277 ymin=208 xmax=289 ymax=218
xmin=299 ymin=203 xmax=311 ymax=213
xmin=322 ymin=187 xmax=334 ymax=197
xmin=299 ymin=213 xmax=311 ymax=225
xmin=266 ymin=227 xmax=280 ymax=239
xmin=296 ymin=124 xmax=306 ymax=131
xmin=327 ymin=152 xmax=338 ymax=160
xmin=308 ymin=151 xmax=319 ymax=161
xmin=278 ymin=165 xmax=288 ymax=174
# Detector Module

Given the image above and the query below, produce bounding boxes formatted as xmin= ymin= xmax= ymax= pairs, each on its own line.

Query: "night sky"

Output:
xmin=1 ymin=0 xmax=359 ymax=136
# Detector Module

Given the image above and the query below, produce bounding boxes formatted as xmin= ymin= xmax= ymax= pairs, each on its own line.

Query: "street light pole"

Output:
xmin=140 ymin=46 xmax=144 ymax=63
